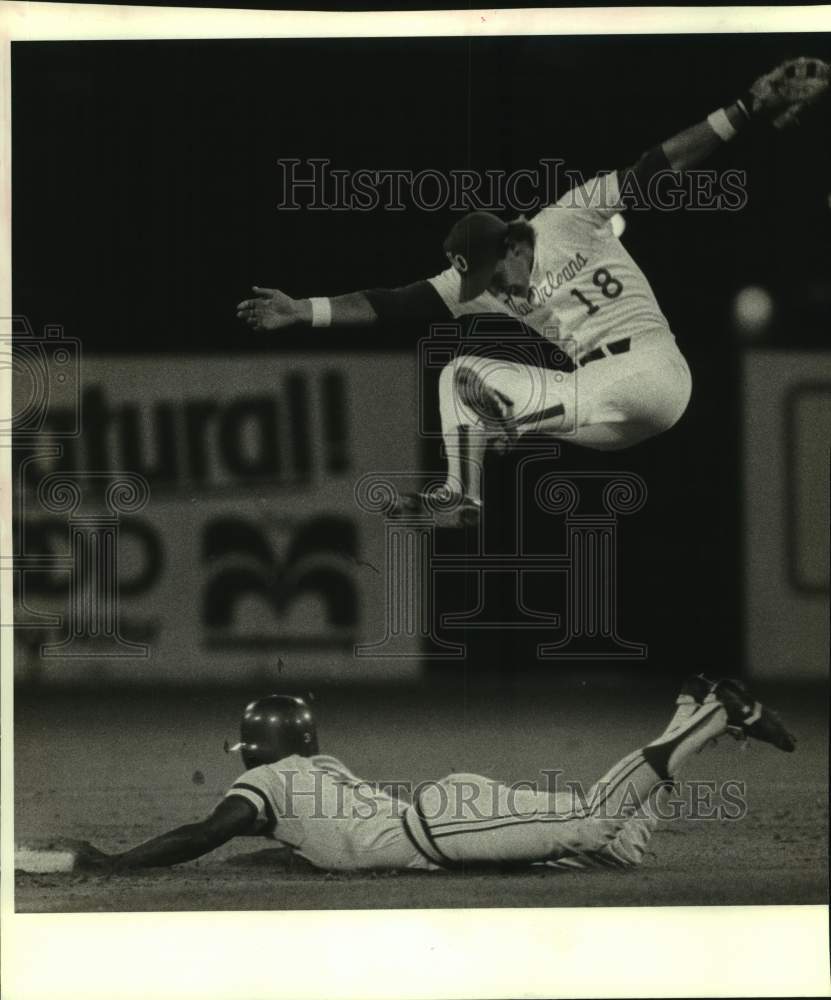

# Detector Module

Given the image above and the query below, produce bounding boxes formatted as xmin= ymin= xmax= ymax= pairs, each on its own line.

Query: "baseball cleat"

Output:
xmin=389 ymin=487 xmax=482 ymax=528
xmin=713 ymin=679 xmax=796 ymax=752
xmin=454 ymin=364 xmax=518 ymax=453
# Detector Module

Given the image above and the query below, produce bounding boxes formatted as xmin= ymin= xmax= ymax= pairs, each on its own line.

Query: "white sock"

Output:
xmin=661 ymin=695 xmax=701 ymax=738
xmin=442 ymin=424 xmax=485 ymax=503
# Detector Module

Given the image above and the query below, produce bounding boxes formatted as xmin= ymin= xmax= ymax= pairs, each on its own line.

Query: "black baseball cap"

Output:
xmin=443 ymin=211 xmax=509 ymax=302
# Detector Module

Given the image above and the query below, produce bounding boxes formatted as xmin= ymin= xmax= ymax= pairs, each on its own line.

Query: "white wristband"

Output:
xmin=707 ymin=107 xmax=738 ymax=142
xmin=309 ymin=297 xmax=332 ymax=328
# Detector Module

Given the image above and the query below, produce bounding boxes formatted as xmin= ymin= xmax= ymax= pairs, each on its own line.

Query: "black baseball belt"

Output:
xmin=577 ymin=336 xmax=631 ymax=368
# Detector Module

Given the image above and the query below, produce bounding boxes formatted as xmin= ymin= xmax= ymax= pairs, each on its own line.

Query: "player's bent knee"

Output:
xmin=629 ymin=364 xmax=692 ymax=444
xmin=655 ymin=391 xmax=691 ymax=435
xmin=439 ymin=356 xmax=475 ymax=398
xmin=618 ymin=396 xmax=689 ymax=449
xmin=652 ymin=367 xmax=692 ymax=433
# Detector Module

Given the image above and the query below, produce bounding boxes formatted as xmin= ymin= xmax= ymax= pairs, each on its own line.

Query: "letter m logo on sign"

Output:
xmin=202 ymin=515 xmax=359 ymax=650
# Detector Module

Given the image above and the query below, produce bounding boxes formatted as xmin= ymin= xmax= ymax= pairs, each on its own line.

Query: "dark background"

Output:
xmin=12 ymin=35 xmax=831 ymax=684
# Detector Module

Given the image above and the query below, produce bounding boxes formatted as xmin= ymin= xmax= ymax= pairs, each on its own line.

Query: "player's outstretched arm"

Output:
xmin=73 ymin=796 xmax=258 ymax=873
xmin=658 ymin=104 xmax=749 ymax=172
xmin=236 ymin=286 xmax=378 ymax=332
xmin=236 ymin=279 xmax=450 ymax=332
xmin=655 ymin=56 xmax=829 ymax=172
xmin=568 ymin=56 xmax=831 ymax=213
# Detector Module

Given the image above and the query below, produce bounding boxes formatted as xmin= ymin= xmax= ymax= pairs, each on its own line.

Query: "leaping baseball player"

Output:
xmin=69 ymin=677 xmax=794 ymax=875
xmin=237 ymin=57 xmax=828 ymax=527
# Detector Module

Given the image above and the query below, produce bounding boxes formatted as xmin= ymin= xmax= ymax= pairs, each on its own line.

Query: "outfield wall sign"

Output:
xmin=743 ymin=350 xmax=830 ymax=680
xmin=11 ymin=346 xmax=421 ymax=684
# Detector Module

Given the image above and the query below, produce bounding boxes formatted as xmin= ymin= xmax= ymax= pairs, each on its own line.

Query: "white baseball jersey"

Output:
xmin=428 ymin=172 xmax=672 ymax=359
xmin=225 ymin=753 xmax=433 ymax=871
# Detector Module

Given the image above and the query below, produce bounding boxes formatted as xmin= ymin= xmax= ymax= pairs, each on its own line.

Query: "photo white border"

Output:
xmin=1 ymin=5 xmax=830 ymax=999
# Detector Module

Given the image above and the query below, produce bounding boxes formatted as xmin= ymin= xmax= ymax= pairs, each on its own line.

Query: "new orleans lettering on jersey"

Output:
xmin=428 ymin=171 xmax=672 ymax=358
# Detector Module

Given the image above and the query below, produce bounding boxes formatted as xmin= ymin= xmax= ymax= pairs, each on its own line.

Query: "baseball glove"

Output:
xmin=747 ymin=56 xmax=830 ymax=128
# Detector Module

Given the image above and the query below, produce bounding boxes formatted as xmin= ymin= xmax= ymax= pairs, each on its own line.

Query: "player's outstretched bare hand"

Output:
xmin=61 ymin=838 xmax=115 ymax=874
xmin=236 ymin=286 xmax=309 ymax=331
xmin=579 ymin=816 xmax=628 ymax=852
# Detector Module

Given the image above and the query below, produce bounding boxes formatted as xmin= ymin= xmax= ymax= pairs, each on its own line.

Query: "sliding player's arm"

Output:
xmin=72 ymin=796 xmax=258 ymax=873
xmin=236 ymin=279 xmax=450 ymax=332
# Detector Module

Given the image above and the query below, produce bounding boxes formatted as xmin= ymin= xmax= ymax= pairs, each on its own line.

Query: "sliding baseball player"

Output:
xmin=68 ymin=677 xmax=794 ymax=874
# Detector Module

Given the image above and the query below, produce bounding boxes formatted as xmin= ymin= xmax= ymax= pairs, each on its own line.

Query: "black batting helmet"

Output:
xmin=229 ymin=694 xmax=319 ymax=769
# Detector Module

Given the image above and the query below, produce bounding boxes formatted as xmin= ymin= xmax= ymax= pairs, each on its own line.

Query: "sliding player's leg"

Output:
xmin=553 ymin=676 xmax=718 ymax=869
xmin=561 ymin=675 xmax=797 ymax=870
xmin=405 ymin=683 xmax=725 ymax=868
xmin=403 ymin=770 xmax=627 ymax=869
xmin=405 ymin=676 xmax=794 ymax=870
xmin=584 ymin=685 xmax=729 ymax=828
